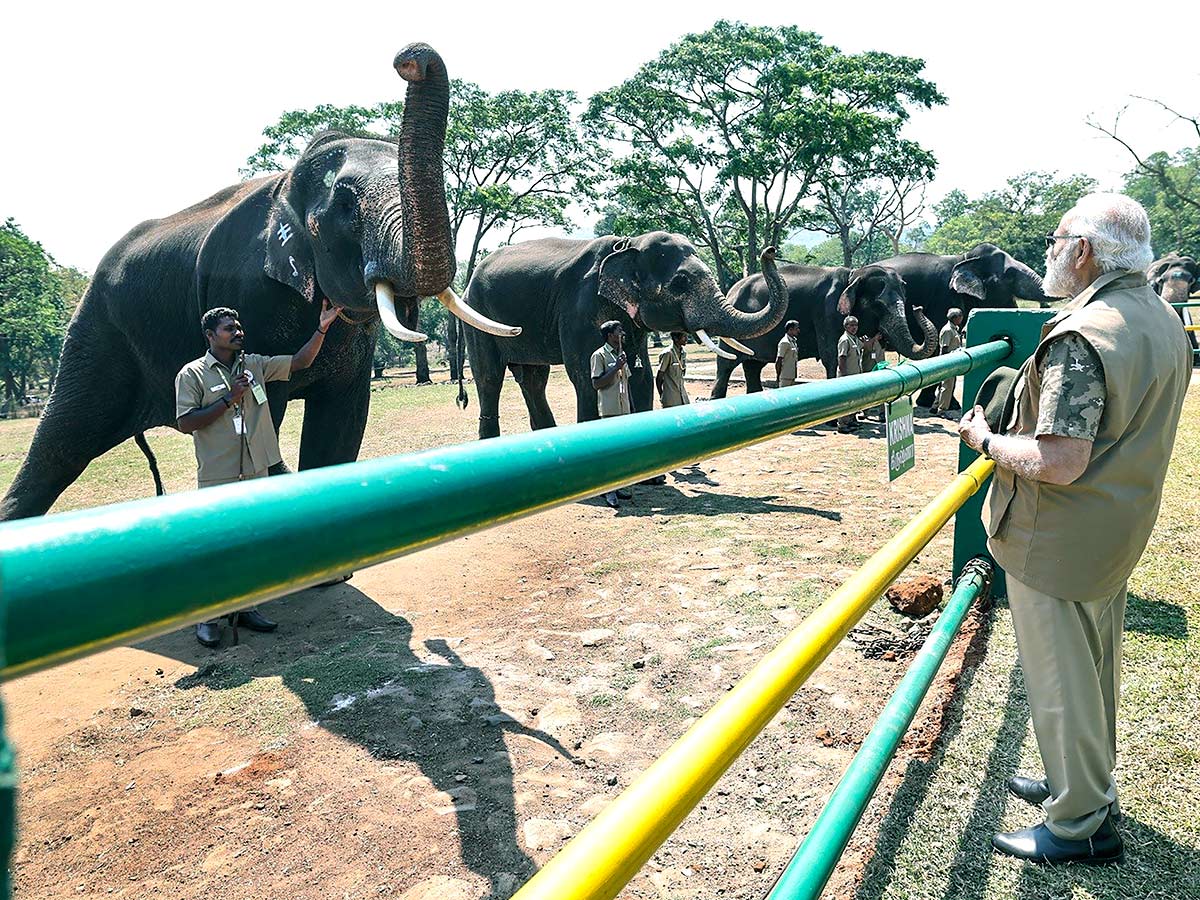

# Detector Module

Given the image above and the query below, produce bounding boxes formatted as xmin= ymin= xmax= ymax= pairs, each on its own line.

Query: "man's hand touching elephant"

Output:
xmin=291 ymin=299 xmax=346 ymax=373
xmin=318 ymin=298 xmax=342 ymax=334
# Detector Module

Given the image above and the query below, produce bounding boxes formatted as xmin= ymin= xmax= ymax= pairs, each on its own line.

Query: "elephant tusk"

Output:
xmin=717 ymin=336 xmax=755 ymax=356
xmin=695 ymin=328 xmax=737 ymax=360
xmin=437 ymin=288 xmax=522 ymax=338
xmin=375 ymin=282 xmax=428 ymax=342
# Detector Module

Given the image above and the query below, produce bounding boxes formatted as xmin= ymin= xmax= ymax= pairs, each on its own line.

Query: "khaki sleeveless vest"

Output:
xmin=983 ymin=270 xmax=1191 ymax=601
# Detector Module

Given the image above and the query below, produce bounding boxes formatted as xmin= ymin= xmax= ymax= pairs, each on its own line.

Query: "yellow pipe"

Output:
xmin=1185 ymin=324 xmax=1199 ymax=332
xmin=512 ymin=456 xmax=995 ymax=900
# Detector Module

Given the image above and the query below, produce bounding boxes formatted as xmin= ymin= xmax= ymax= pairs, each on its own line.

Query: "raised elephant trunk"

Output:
xmin=394 ymin=42 xmax=455 ymax=299
xmin=700 ymin=247 xmax=790 ymax=343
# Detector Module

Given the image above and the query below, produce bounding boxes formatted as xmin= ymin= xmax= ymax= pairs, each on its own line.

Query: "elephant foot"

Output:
xmin=268 ymin=461 xmax=292 ymax=476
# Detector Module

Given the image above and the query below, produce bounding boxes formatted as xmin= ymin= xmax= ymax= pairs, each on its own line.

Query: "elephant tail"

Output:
xmin=454 ymin=316 xmax=469 ymax=410
xmin=134 ymin=432 xmax=165 ymax=496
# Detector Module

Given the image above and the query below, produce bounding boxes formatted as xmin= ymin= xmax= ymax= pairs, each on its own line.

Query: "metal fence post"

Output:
xmin=952 ymin=308 xmax=1054 ymax=596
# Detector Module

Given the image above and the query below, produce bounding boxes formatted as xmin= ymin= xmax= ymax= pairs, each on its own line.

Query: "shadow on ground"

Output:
xmin=1125 ymin=593 xmax=1189 ymax=639
xmin=856 ymin=599 xmax=1199 ymax=900
xmin=578 ymin=475 xmax=841 ymax=521
xmin=138 ymin=585 xmax=573 ymax=899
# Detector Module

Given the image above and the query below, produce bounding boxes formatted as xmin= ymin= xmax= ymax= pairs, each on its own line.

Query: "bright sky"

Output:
xmin=3 ymin=0 xmax=1196 ymax=272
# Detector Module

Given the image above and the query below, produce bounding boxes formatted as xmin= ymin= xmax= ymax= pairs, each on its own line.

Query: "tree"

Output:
xmin=246 ymin=84 xmax=602 ymax=378
xmin=0 ymin=219 xmax=70 ymax=403
xmin=924 ymin=172 xmax=1096 ymax=270
xmin=1090 ymin=98 xmax=1200 ymax=257
xmin=585 ymin=20 xmax=944 ymax=289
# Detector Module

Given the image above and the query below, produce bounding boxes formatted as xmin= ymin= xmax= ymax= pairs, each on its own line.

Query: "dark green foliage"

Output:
xmin=0 ymin=219 xmax=83 ymax=404
xmin=925 ymin=172 xmax=1097 ymax=270
xmin=586 ymin=20 xmax=944 ymax=289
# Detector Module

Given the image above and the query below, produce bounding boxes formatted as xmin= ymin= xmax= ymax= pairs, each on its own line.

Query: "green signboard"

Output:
xmin=886 ymin=397 xmax=915 ymax=481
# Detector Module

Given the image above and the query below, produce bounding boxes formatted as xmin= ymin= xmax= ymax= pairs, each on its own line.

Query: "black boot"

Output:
xmin=992 ymin=813 xmax=1123 ymax=865
xmin=195 ymin=621 xmax=221 ymax=648
xmin=1007 ymin=775 xmax=1051 ymax=806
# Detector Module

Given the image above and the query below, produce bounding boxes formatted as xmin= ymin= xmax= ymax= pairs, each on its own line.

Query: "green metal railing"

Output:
xmin=765 ymin=557 xmax=994 ymax=900
xmin=0 ymin=340 xmax=1011 ymax=681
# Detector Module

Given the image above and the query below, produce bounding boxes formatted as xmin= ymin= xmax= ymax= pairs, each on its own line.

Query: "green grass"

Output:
xmin=688 ymin=635 xmax=734 ymax=659
xmin=853 ymin=386 xmax=1200 ymax=900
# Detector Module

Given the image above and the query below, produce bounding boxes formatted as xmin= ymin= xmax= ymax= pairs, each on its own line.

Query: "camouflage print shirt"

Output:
xmin=1034 ymin=333 xmax=1106 ymax=441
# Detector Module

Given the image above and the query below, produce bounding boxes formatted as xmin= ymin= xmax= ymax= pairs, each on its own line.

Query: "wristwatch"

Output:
xmin=981 ymin=435 xmax=992 ymax=458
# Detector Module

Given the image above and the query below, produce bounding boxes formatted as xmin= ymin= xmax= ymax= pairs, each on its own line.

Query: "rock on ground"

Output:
xmin=886 ymin=575 xmax=943 ymax=617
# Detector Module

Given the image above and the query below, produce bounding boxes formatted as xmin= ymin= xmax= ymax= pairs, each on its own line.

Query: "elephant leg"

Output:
xmin=513 ymin=364 xmax=557 ymax=431
xmin=468 ymin=334 xmax=504 ymax=439
xmin=0 ymin=339 xmax=148 ymax=520
xmin=297 ymin=374 xmax=371 ymax=470
xmin=564 ymin=355 xmax=599 ymax=424
xmin=915 ymin=385 xmax=937 ymax=409
xmin=710 ymin=355 xmax=737 ymax=399
xmin=744 ymin=361 xmax=766 ymax=393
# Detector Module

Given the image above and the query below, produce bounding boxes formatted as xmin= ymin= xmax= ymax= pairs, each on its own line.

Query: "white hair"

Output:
xmin=1064 ymin=192 xmax=1154 ymax=273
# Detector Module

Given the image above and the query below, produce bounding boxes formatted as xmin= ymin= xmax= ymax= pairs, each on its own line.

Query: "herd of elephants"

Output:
xmin=2 ymin=43 xmax=1198 ymax=523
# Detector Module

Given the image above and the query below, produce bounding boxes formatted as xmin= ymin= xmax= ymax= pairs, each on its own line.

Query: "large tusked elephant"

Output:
xmin=709 ymin=264 xmax=937 ymax=397
xmin=462 ymin=235 xmax=789 ymax=437
xmin=1 ymin=43 xmax=517 ymax=522
xmin=1148 ymin=253 xmax=1199 ymax=353
xmin=874 ymin=243 xmax=1049 ymax=408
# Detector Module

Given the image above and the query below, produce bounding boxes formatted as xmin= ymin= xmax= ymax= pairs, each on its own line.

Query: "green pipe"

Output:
xmin=765 ymin=558 xmax=994 ymax=900
xmin=0 ymin=342 xmax=1009 ymax=680
xmin=1170 ymin=301 xmax=1200 ymax=308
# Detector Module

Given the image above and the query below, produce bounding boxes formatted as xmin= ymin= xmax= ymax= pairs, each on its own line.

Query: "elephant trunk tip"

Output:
xmin=394 ymin=42 xmax=444 ymax=82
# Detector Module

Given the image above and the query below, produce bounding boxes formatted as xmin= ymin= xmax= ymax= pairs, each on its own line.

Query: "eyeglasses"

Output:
xmin=1044 ymin=234 xmax=1086 ymax=250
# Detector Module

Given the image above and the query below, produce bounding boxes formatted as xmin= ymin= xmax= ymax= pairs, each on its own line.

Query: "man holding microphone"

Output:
xmin=175 ymin=300 xmax=341 ymax=646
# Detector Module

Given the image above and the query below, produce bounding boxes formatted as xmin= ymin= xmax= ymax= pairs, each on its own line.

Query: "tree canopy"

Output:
xmin=924 ymin=172 xmax=1096 ymax=270
xmin=585 ymin=20 xmax=944 ymax=288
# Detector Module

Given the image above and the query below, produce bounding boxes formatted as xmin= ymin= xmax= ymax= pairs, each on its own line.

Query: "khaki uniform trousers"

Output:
xmin=934 ymin=375 xmax=957 ymax=412
xmin=1007 ymin=575 xmax=1124 ymax=840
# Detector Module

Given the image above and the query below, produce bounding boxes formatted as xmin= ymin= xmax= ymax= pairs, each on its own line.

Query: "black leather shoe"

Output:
xmin=604 ymin=492 xmax=620 ymax=509
xmin=616 ymin=489 xmax=633 ymax=499
xmin=1008 ymin=775 xmax=1051 ymax=806
xmin=639 ymin=475 xmax=667 ymax=485
xmin=237 ymin=609 xmax=278 ymax=632
xmin=196 ymin=621 xmax=222 ymax=648
xmin=318 ymin=573 xmax=353 ymax=587
xmin=992 ymin=815 xmax=1123 ymax=865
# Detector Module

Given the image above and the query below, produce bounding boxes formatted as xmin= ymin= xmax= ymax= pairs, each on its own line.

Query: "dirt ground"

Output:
xmin=4 ymin=356 xmax=983 ymax=900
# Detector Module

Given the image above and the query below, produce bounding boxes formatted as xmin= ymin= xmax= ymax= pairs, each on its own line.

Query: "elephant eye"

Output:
xmin=669 ymin=273 xmax=689 ymax=294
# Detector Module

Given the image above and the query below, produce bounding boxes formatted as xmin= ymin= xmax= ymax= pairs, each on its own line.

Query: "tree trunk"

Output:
xmin=841 ymin=224 xmax=853 ymax=268
xmin=414 ymin=343 xmax=431 ymax=384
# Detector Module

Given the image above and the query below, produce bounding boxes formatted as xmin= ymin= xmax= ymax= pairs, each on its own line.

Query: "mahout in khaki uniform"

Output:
xmin=933 ymin=308 xmax=964 ymax=415
xmin=836 ymin=316 xmax=864 ymax=432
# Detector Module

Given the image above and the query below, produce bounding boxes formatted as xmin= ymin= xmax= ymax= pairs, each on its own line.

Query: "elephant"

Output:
xmin=461 ymin=235 xmax=789 ymax=437
xmin=708 ymin=263 xmax=937 ymax=397
xmin=0 ymin=43 xmax=518 ymax=522
xmin=1148 ymin=254 xmax=1199 ymax=353
xmin=873 ymin=243 xmax=1050 ymax=408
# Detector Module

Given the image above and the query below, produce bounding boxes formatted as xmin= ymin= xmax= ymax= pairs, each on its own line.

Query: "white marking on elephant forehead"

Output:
xmin=288 ymin=256 xmax=299 ymax=278
xmin=323 ymin=169 xmax=336 ymax=188
xmin=276 ymin=222 xmax=293 ymax=245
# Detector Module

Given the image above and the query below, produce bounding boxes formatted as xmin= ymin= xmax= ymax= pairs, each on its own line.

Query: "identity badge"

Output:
xmin=250 ymin=380 xmax=268 ymax=405
xmin=232 ymin=413 xmax=245 ymax=435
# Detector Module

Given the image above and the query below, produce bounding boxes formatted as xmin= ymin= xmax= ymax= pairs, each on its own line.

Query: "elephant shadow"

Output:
xmin=137 ymin=585 xmax=572 ymax=899
xmin=580 ymin=479 xmax=841 ymax=521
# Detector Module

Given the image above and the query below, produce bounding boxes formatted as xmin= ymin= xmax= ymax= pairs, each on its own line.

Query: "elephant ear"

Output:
xmin=592 ymin=238 xmax=642 ymax=319
xmin=838 ymin=269 xmax=875 ymax=315
xmin=263 ymin=179 xmax=317 ymax=303
xmin=949 ymin=260 xmax=987 ymax=300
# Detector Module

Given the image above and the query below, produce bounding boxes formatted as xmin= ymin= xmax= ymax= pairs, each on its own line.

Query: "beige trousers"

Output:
xmin=1007 ymin=575 xmax=1125 ymax=840
xmin=934 ymin=375 xmax=957 ymax=412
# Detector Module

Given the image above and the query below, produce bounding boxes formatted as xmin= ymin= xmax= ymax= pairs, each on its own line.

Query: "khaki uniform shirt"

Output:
xmin=938 ymin=323 xmax=962 ymax=353
xmin=863 ymin=340 xmax=887 ymax=370
xmin=657 ymin=345 xmax=689 ymax=407
xmin=591 ymin=343 xmax=632 ymax=417
xmin=837 ymin=332 xmax=863 ymax=375
xmin=776 ymin=335 xmax=799 ymax=384
xmin=175 ymin=351 xmax=292 ymax=486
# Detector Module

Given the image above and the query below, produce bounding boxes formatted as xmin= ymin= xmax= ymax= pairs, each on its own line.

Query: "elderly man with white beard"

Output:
xmin=957 ymin=194 xmax=1190 ymax=863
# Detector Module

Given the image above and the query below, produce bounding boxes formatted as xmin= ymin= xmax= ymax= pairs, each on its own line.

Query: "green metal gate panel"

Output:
xmin=952 ymin=307 xmax=1054 ymax=596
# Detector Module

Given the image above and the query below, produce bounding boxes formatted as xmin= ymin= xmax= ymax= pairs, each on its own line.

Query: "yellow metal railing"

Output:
xmin=512 ymin=456 xmax=995 ymax=900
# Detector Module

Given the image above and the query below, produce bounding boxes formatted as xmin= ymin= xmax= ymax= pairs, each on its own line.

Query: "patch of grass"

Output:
xmin=855 ymin=387 xmax=1200 ymax=900
xmin=753 ymin=544 xmax=799 ymax=562
xmin=688 ymin=635 xmax=734 ymax=659
xmin=589 ymin=558 xmax=625 ymax=577
xmin=589 ymin=693 xmax=617 ymax=707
